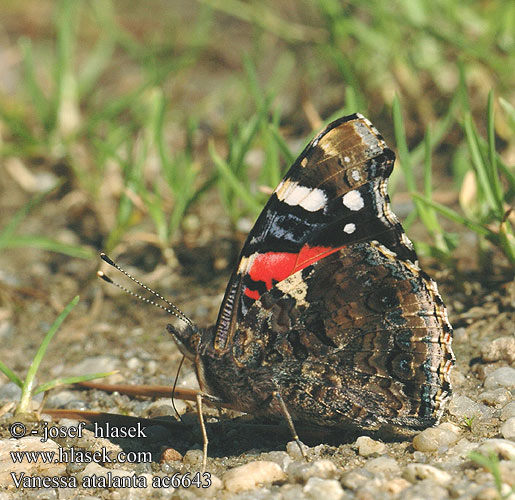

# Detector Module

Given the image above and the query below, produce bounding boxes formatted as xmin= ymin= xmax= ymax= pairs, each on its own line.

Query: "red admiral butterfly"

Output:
xmin=167 ymin=113 xmax=454 ymax=444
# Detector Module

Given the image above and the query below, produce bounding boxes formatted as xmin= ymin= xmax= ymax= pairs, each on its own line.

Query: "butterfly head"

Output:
xmin=166 ymin=322 xmax=203 ymax=361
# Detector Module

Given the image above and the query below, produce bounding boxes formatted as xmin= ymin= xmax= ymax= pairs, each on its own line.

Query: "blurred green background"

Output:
xmin=1 ymin=0 xmax=514 ymax=268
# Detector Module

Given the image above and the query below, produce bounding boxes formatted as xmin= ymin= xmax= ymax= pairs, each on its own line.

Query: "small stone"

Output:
xmin=453 ymin=438 xmax=477 ymax=457
xmin=412 ymin=426 xmax=459 ymax=452
xmin=381 ymin=477 xmax=411 ymax=495
xmin=481 ymin=336 xmax=515 ymax=363
xmin=448 ymin=394 xmax=493 ymax=420
xmin=259 ymin=451 xmax=292 ymax=470
xmin=280 ymin=483 xmax=305 ymax=500
xmin=223 ymin=461 xmax=286 ymax=493
xmin=47 ymin=390 xmax=89 ymax=409
xmin=501 ymin=417 xmax=515 ymax=440
xmin=76 ymin=462 xmax=135 ymax=483
xmin=287 ymin=459 xmax=337 ymax=482
xmin=475 ymin=439 xmax=515 ymax=460
xmin=401 ymin=480 xmax=449 ymax=500
xmin=499 ymin=460 xmax=515 ymax=486
xmin=438 ymin=422 xmax=462 ymax=434
xmin=126 ymin=357 xmax=142 ymax=370
xmin=473 ymin=485 xmax=512 ymax=500
xmin=70 ymin=355 xmax=119 ymax=376
xmin=286 ymin=440 xmax=310 ymax=460
xmin=502 ymin=401 xmax=515 ymax=420
xmin=303 ymin=477 xmax=345 ymax=500
xmin=363 ymin=456 xmax=400 ymax=476
xmin=404 ymin=464 xmax=452 ymax=484
xmin=194 ymin=474 xmax=222 ymax=498
xmin=341 ymin=468 xmax=374 ymax=490
xmin=478 ymin=388 xmax=512 ymax=406
xmin=160 ymin=447 xmax=183 ymax=462
xmin=0 ymin=437 xmax=66 ymax=485
xmin=182 ymin=449 xmax=204 ymax=467
xmin=354 ymin=435 xmax=386 ymax=456
xmin=0 ymin=382 xmax=22 ymax=401
xmin=484 ymin=367 xmax=515 ymax=389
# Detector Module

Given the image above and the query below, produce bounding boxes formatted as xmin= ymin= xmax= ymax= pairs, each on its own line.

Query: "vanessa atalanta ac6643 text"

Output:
xmin=167 ymin=113 xmax=454 ymax=439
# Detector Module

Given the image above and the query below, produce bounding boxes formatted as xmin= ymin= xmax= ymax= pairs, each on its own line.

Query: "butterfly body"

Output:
xmin=168 ymin=113 xmax=454 ymax=436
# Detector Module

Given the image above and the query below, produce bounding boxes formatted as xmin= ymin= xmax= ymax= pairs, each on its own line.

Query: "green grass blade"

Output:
xmin=486 ymin=91 xmax=504 ymax=210
xmin=34 ymin=371 xmax=118 ymax=395
xmin=0 ymin=192 xmax=48 ymax=245
xmin=392 ymin=96 xmax=416 ymax=192
xmin=17 ymin=296 xmax=80 ymax=414
xmin=411 ymin=193 xmax=493 ymax=238
xmin=0 ymin=360 xmax=23 ymax=387
xmin=463 ymin=114 xmax=502 ymax=217
xmin=499 ymin=97 xmax=515 ymax=131
xmin=1 ymin=236 xmax=94 ymax=259
xmin=18 ymin=38 xmax=50 ymax=130
xmin=210 ymin=141 xmax=262 ymax=215
xmin=468 ymin=452 xmax=504 ymax=496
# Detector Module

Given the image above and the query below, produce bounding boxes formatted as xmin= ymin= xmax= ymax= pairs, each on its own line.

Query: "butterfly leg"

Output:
xmin=272 ymin=390 xmax=309 ymax=461
xmin=196 ymin=393 xmax=209 ymax=473
xmin=194 ymin=391 xmax=227 ymax=472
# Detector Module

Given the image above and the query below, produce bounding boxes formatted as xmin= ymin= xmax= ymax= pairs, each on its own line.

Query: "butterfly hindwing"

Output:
xmin=226 ymin=242 xmax=453 ymax=431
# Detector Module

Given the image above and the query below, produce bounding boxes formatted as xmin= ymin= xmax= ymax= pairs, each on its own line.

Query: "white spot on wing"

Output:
xmin=277 ymin=180 xmax=327 ymax=212
xmin=343 ymin=223 xmax=356 ymax=234
xmin=342 ymin=190 xmax=364 ymax=211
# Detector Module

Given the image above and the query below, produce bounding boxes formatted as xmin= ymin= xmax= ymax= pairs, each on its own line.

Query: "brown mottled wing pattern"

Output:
xmin=228 ymin=243 xmax=453 ymax=431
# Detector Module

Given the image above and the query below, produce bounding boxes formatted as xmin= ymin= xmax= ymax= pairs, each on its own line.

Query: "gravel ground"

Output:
xmin=0 ymin=255 xmax=514 ymax=499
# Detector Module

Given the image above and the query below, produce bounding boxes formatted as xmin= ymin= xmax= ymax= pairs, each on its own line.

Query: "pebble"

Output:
xmin=354 ymin=435 xmax=386 ymax=456
xmin=412 ymin=425 xmax=460 ymax=452
xmin=341 ymin=468 xmax=374 ymax=490
xmin=280 ymin=484 xmax=305 ymax=500
xmin=0 ymin=382 xmax=22 ymax=401
xmin=502 ymin=401 xmax=515 ymax=420
xmin=478 ymin=388 xmax=512 ymax=406
xmin=401 ymin=480 xmax=449 ymax=500
xmin=501 ymin=417 xmax=515 ymax=440
xmin=381 ymin=477 xmax=411 ymax=495
xmin=483 ymin=366 xmax=515 ymax=389
xmin=481 ymin=336 xmax=515 ymax=363
xmin=223 ymin=461 xmax=286 ymax=493
xmin=303 ymin=477 xmax=345 ymax=499
xmin=182 ymin=449 xmax=204 ymax=467
xmin=287 ymin=459 xmax=338 ymax=482
xmin=363 ymin=456 xmax=400 ymax=476
xmin=160 ymin=447 xmax=183 ymax=462
xmin=46 ymin=390 xmax=87 ymax=409
xmin=475 ymin=439 xmax=515 ymax=460
xmin=448 ymin=394 xmax=493 ymax=420
xmin=404 ymin=463 xmax=452 ymax=484
xmin=499 ymin=460 xmax=515 ymax=486
xmin=70 ymin=355 xmax=119 ymax=376
xmin=0 ymin=437 xmax=66 ymax=485
xmin=286 ymin=440 xmax=310 ymax=460
xmin=259 ymin=450 xmax=293 ymax=470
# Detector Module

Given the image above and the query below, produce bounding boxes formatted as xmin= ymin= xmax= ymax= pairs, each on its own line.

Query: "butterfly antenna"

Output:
xmin=97 ymin=253 xmax=193 ymax=327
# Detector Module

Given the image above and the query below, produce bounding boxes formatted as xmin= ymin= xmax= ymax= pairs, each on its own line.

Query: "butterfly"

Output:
xmin=166 ymin=113 xmax=454 ymax=453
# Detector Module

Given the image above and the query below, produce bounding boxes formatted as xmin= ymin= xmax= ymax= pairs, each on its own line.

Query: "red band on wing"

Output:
xmin=243 ymin=245 xmax=343 ymax=300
